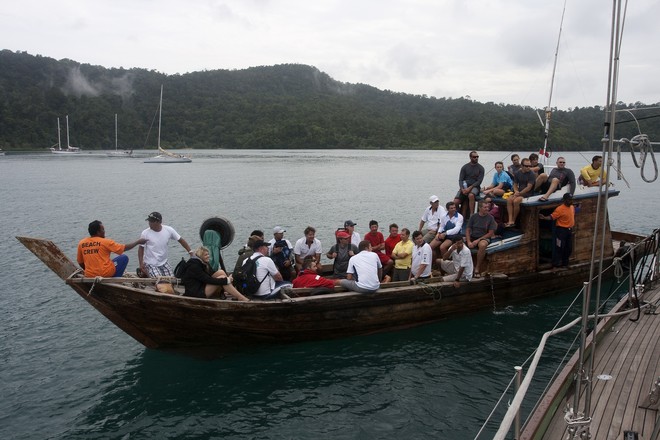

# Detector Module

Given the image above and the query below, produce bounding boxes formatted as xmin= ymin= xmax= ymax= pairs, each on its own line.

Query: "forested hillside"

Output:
xmin=1 ymin=49 xmax=658 ymax=151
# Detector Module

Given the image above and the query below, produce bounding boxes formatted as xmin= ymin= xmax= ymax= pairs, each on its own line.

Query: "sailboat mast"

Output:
xmin=115 ymin=113 xmax=118 ymax=151
xmin=540 ymin=0 xmax=567 ymax=165
xmin=65 ymin=115 xmax=71 ymax=149
xmin=57 ymin=117 xmax=62 ymax=150
xmin=158 ymin=85 xmax=163 ymax=150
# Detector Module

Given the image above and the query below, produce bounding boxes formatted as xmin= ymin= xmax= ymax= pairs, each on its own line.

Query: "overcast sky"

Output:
xmin=2 ymin=0 xmax=659 ymax=109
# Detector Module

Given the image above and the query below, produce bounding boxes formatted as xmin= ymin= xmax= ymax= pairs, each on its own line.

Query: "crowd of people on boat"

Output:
xmin=75 ymin=151 xmax=607 ymax=301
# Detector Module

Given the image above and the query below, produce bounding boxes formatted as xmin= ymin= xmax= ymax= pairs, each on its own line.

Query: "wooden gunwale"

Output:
xmin=60 ymin=259 xmax=605 ymax=349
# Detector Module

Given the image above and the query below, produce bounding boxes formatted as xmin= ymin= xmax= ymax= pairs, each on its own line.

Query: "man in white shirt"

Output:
xmin=411 ymin=230 xmax=433 ymax=282
xmin=293 ymin=226 xmax=322 ymax=272
xmin=344 ymin=220 xmax=361 ymax=247
xmin=139 ymin=212 xmax=193 ymax=277
xmin=247 ymin=240 xmax=290 ymax=299
xmin=418 ymin=195 xmax=447 ymax=243
xmin=438 ymin=237 xmax=474 ymax=287
xmin=340 ymin=241 xmax=382 ymax=293
xmin=430 ymin=201 xmax=464 ymax=258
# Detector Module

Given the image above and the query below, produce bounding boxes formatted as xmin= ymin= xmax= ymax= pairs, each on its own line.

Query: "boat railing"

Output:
xmin=474 ymin=229 xmax=660 ymax=440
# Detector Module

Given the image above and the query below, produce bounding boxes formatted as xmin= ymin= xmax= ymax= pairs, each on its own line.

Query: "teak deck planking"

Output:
xmin=525 ymin=285 xmax=660 ymax=440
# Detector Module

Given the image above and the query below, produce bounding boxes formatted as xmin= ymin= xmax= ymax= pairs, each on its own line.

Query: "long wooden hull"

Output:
xmin=17 ymin=189 xmax=636 ymax=352
xmin=69 ymin=269 xmax=596 ymax=350
xmin=19 ymin=231 xmax=609 ymax=351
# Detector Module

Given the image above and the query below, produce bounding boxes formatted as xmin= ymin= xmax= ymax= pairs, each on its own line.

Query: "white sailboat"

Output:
xmin=50 ymin=116 xmax=81 ymax=154
xmin=144 ymin=85 xmax=192 ymax=164
xmin=106 ymin=114 xmax=133 ymax=157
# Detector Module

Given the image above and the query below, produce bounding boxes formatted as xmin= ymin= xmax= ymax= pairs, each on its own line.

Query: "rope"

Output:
xmin=613 ymin=257 xmax=624 ymax=279
xmin=418 ymin=281 xmax=443 ymax=301
xmin=617 ymin=134 xmax=659 ymax=183
xmin=88 ymin=276 xmax=102 ymax=296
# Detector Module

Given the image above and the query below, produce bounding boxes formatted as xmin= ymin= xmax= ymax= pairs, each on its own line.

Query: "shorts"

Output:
xmin=393 ymin=267 xmax=411 ymax=282
xmin=146 ymin=262 xmax=173 ymax=278
xmin=471 ymin=236 xmax=491 ymax=245
xmin=455 ymin=186 xmax=481 ymax=201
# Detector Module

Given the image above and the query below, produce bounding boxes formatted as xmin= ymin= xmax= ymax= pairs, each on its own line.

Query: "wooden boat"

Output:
xmin=50 ymin=116 xmax=81 ymax=154
xmin=17 ymin=188 xmax=631 ymax=352
xmin=143 ymin=85 xmax=191 ymax=163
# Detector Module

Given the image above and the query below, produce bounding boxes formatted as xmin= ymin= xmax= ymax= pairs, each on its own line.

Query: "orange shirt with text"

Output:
xmin=76 ymin=237 xmax=125 ymax=277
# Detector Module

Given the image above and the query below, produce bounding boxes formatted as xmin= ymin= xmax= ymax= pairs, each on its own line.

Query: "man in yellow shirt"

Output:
xmin=390 ymin=228 xmax=413 ymax=281
xmin=580 ymin=155 xmax=607 ymax=186
xmin=77 ymin=220 xmax=146 ymax=277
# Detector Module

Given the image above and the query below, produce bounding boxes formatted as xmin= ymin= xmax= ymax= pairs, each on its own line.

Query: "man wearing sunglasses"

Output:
xmin=453 ymin=151 xmax=484 ymax=220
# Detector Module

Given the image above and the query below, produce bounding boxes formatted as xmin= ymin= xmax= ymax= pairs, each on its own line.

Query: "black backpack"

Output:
xmin=174 ymin=257 xmax=187 ymax=278
xmin=233 ymin=255 xmax=267 ymax=295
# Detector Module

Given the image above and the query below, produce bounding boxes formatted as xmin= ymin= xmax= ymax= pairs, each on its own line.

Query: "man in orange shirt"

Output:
xmin=539 ymin=193 xmax=575 ymax=268
xmin=77 ymin=220 xmax=146 ymax=277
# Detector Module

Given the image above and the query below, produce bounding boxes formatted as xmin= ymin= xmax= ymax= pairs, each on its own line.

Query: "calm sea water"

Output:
xmin=0 ymin=149 xmax=656 ymax=439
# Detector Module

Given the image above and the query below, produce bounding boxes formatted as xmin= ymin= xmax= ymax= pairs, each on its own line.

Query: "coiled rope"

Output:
xmin=616 ymin=134 xmax=659 ymax=183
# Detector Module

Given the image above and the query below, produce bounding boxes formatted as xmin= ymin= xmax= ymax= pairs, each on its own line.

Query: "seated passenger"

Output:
xmin=483 ymin=161 xmax=513 ymax=197
xmin=292 ymin=258 xmax=339 ymax=289
xmin=340 ymin=241 xmax=382 ymax=294
xmin=507 ymin=154 xmax=521 ymax=179
xmin=77 ymin=220 xmax=145 ymax=277
xmin=534 ymin=156 xmax=576 ymax=202
xmin=418 ymin=195 xmax=446 ymax=243
xmin=453 ymin=151 xmax=485 ymax=219
xmin=410 ymin=230 xmax=433 ymax=283
xmin=384 ymin=223 xmax=402 ymax=257
xmin=247 ymin=240 xmax=291 ymax=300
xmin=327 ymin=230 xmax=359 ymax=278
xmin=438 ymin=236 xmax=474 ymax=287
xmin=529 ymin=153 xmax=544 ymax=175
xmin=430 ymin=201 xmax=464 ymax=259
xmin=483 ymin=196 xmax=504 ymax=237
xmin=580 ymin=155 xmax=608 ymax=187
xmin=466 ymin=201 xmax=496 ymax=278
xmin=505 ymin=158 xmax=536 ymax=227
xmin=391 ymin=228 xmax=413 ymax=281
xmin=183 ymin=246 xmax=248 ymax=301
xmin=293 ymin=226 xmax=322 ymax=273
xmin=344 ymin=220 xmax=360 ymax=246
xmin=268 ymin=226 xmax=295 ymax=281
xmin=364 ymin=220 xmax=394 ymax=279
xmin=233 ymin=233 xmax=263 ymax=274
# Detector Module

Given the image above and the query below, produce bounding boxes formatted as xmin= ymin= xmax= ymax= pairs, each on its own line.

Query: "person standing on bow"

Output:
xmin=138 ymin=212 xmax=193 ymax=278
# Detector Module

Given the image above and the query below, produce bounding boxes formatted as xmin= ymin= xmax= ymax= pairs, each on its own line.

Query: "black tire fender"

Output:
xmin=199 ymin=217 xmax=235 ymax=249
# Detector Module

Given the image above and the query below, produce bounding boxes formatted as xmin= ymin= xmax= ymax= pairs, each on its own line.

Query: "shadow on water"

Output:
xmin=55 ymin=291 xmax=589 ymax=440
